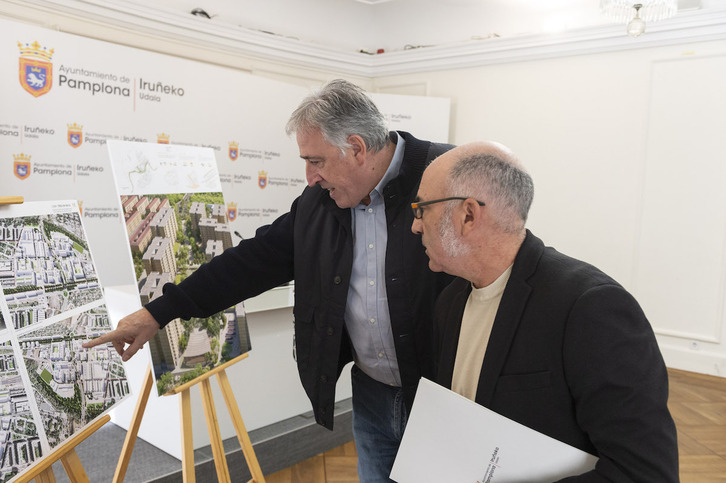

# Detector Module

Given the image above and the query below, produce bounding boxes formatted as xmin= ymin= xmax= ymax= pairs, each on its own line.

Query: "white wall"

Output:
xmin=372 ymin=39 xmax=726 ymax=377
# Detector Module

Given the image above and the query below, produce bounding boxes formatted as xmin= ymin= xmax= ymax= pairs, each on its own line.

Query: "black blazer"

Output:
xmin=433 ymin=231 xmax=678 ymax=482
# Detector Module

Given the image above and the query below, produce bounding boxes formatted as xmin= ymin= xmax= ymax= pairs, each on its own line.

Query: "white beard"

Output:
xmin=438 ymin=215 xmax=469 ymax=258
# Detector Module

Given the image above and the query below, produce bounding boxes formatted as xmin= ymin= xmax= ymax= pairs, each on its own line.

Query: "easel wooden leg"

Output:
xmin=60 ymin=449 xmax=89 ymax=482
xmin=34 ymin=468 xmax=56 ymax=483
xmin=18 ymin=415 xmax=110 ymax=483
xmin=217 ymin=370 xmax=266 ymax=483
xmin=166 ymin=353 xmax=263 ymax=482
xmin=180 ymin=389 xmax=195 ymax=482
xmin=199 ymin=379 xmax=231 ymax=483
xmin=113 ymin=364 xmax=154 ymax=483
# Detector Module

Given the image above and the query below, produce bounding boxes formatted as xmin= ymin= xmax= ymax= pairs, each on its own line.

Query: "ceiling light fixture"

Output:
xmin=627 ymin=4 xmax=647 ymax=37
xmin=600 ymin=0 xmax=678 ymax=37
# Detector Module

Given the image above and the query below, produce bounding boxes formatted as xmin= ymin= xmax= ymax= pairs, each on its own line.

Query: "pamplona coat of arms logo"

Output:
xmin=227 ymin=202 xmax=237 ymax=222
xmin=68 ymin=123 xmax=83 ymax=148
xmin=18 ymin=41 xmax=54 ymax=97
xmin=229 ymin=141 xmax=239 ymax=161
xmin=13 ymin=153 xmax=31 ymax=180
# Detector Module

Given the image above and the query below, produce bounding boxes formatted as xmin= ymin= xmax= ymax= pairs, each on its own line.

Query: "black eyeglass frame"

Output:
xmin=410 ymin=197 xmax=485 ymax=219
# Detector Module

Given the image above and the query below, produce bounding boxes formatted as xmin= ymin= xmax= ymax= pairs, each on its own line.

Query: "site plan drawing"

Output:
xmin=108 ymin=141 xmax=251 ymax=396
xmin=0 ymin=200 xmax=130 ymax=483
xmin=107 ymin=140 xmax=222 ymax=195
xmin=20 ymin=304 xmax=128 ymax=448
xmin=0 ymin=343 xmax=39 ymax=483
xmin=0 ymin=209 xmax=102 ymax=331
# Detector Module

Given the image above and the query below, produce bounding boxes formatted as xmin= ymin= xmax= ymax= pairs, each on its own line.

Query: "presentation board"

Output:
xmin=107 ymin=141 xmax=252 ymax=396
xmin=0 ymin=200 xmax=129 ymax=482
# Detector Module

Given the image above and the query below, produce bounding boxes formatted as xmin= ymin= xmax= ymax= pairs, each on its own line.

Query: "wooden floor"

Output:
xmin=266 ymin=369 xmax=726 ymax=483
xmin=266 ymin=440 xmax=359 ymax=483
xmin=669 ymin=369 xmax=726 ymax=482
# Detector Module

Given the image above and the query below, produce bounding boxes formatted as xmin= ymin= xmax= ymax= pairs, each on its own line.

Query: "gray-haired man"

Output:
xmin=86 ymin=79 xmax=453 ymax=481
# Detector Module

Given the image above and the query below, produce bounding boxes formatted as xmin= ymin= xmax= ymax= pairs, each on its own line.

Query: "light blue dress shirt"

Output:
xmin=345 ymin=133 xmax=406 ymax=387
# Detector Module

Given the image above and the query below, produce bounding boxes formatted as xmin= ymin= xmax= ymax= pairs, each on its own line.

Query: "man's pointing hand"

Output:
xmin=83 ymin=307 xmax=160 ymax=362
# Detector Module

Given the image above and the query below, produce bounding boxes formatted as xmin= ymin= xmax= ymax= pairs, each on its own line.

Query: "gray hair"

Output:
xmin=447 ymin=154 xmax=534 ymax=233
xmin=285 ymin=79 xmax=389 ymax=155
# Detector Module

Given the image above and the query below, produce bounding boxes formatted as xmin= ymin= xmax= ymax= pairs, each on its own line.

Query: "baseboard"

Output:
xmin=661 ymin=345 xmax=726 ymax=378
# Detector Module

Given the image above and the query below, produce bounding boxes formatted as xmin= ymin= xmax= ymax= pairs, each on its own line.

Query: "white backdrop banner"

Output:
xmin=1 ymin=17 xmax=449 ymax=290
xmin=1 ymin=18 xmax=307 ymax=288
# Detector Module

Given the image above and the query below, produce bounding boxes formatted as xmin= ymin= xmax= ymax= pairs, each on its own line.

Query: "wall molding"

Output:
xmin=9 ymin=0 xmax=726 ymax=77
xmin=655 ymin=328 xmax=720 ymax=344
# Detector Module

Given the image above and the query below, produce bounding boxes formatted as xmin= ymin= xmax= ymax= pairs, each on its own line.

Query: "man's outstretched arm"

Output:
xmin=82 ymin=307 xmax=160 ymax=362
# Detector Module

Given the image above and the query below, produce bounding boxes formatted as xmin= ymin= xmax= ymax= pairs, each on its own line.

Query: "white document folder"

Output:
xmin=390 ymin=378 xmax=598 ymax=482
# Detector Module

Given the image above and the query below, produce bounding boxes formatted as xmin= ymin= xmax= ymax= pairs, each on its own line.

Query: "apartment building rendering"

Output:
xmin=122 ymin=194 xmax=250 ymax=395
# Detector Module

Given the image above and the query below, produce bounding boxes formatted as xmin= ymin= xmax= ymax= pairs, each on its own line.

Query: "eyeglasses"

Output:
xmin=410 ymin=197 xmax=485 ymax=219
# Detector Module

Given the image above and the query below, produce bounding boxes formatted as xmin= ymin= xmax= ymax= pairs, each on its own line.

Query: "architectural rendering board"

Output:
xmin=0 ymin=200 xmax=130 ymax=483
xmin=107 ymin=141 xmax=251 ymax=396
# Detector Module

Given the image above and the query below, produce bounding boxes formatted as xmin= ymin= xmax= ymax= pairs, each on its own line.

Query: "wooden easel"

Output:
xmin=1 ymin=197 xmax=263 ymax=480
xmin=15 ymin=415 xmax=111 ymax=483
xmin=5 ymin=196 xmax=109 ymax=482
xmin=113 ymin=353 xmax=265 ymax=483
xmin=0 ymin=196 xmax=24 ymax=205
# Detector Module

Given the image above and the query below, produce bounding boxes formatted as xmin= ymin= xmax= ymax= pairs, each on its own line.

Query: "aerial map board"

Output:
xmin=0 ymin=200 xmax=130 ymax=483
xmin=107 ymin=140 xmax=252 ymax=396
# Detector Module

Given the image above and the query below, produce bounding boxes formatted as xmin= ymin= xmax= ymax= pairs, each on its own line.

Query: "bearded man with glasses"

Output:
xmin=410 ymin=141 xmax=679 ymax=482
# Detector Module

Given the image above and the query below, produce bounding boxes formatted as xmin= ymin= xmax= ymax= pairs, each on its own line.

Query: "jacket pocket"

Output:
xmin=497 ymin=371 xmax=551 ymax=393
xmin=293 ymin=303 xmax=315 ymax=370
